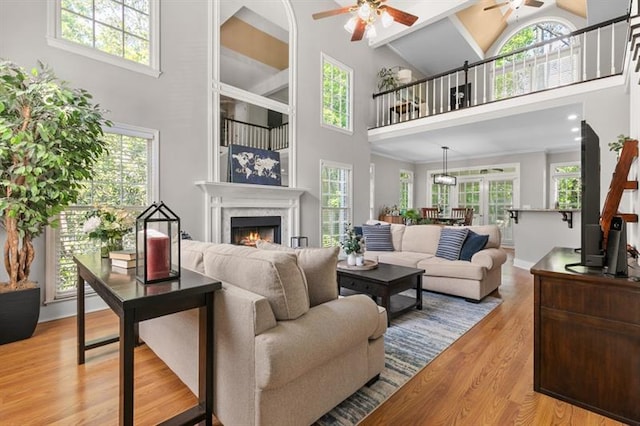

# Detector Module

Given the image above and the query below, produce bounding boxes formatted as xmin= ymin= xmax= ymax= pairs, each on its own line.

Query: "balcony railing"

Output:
xmin=372 ymin=15 xmax=630 ymax=128
xmin=221 ymin=117 xmax=289 ymax=151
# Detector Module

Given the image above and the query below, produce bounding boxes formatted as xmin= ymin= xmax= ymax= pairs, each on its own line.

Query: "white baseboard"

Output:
xmin=513 ymin=258 xmax=535 ymax=270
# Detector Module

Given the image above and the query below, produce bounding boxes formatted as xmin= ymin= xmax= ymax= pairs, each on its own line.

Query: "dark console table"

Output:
xmin=531 ymin=247 xmax=640 ymax=425
xmin=74 ymin=254 xmax=221 ymax=426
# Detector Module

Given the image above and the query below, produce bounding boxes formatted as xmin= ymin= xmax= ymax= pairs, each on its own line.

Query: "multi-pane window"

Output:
xmin=45 ymin=126 xmax=156 ymax=301
xmin=321 ymin=53 xmax=353 ymax=133
xmin=320 ymin=161 xmax=352 ymax=248
xmin=431 ymin=184 xmax=450 ymax=215
xmin=494 ymin=22 xmax=576 ymax=100
xmin=50 ymin=0 xmax=158 ymax=74
xmin=399 ymin=170 xmax=413 ymax=211
xmin=552 ymin=163 xmax=581 ymax=209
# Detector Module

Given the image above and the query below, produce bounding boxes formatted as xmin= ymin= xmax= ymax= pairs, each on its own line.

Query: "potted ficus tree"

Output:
xmin=0 ymin=60 xmax=110 ymax=344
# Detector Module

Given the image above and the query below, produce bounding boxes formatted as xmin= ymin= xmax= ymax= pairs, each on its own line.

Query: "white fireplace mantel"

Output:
xmin=196 ymin=181 xmax=305 ymax=244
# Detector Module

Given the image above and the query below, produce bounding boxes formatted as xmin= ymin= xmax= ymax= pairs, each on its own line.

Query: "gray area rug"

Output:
xmin=317 ymin=290 xmax=502 ymax=425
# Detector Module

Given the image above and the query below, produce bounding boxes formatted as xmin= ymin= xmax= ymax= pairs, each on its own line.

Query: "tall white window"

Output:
xmin=48 ymin=0 xmax=160 ymax=76
xmin=493 ymin=21 xmax=576 ymax=100
xmin=45 ymin=124 xmax=158 ymax=302
xmin=320 ymin=160 xmax=353 ymax=248
xmin=321 ymin=53 xmax=353 ymax=133
xmin=399 ymin=169 xmax=414 ymax=210
xmin=551 ymin=162 xmax=581 ymax=209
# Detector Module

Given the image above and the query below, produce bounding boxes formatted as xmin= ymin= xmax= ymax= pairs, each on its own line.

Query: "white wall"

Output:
xmin=370 ymin=154 xmax=416 ymax=216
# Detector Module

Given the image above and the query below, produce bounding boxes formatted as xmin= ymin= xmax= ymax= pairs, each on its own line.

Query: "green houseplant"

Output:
xmin=608 ymin=134 xmax=633 ymax=157
xmin=0 ymin=60 xmax=110 ymax=344
xmin=377 ymin=67 xmax=400 ymax=92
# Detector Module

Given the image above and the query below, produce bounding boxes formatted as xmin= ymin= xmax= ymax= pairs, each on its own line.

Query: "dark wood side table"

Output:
xmin=531 ymin=247 xmax=640 ymax=425
xmin=337 ymin=263 xmax=424 ymax=325
xmin=74 ymin=254 xmax=221 ymax=426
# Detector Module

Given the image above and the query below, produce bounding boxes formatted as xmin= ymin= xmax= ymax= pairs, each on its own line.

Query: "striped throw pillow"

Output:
xmin=362 ymin=224 xmax=394 ymax=251
xmin=435 ymin=227 xmax=469 ymax=260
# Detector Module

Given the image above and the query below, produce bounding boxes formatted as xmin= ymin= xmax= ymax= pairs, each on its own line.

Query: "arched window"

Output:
xmin=493 ymin=21 xmax=577 ymax=100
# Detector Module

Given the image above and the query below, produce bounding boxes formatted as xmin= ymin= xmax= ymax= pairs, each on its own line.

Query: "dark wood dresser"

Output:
xmin=531 ymin=247 xmax=640 ymax=426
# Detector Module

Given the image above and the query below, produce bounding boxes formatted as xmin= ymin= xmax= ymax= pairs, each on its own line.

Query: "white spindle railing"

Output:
xmin=372 ymin=15 xmax=629 ymax=129
xmin=222 ymin=118 xmax=288 ymax=151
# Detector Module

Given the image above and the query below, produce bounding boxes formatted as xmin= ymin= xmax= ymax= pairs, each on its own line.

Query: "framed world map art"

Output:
xmin=228 ymin=144 xmax=282 ymax=186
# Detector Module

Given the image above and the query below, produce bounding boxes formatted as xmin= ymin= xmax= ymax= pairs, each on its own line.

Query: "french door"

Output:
xmin=457 ymin=177 xmax=516 ymax=246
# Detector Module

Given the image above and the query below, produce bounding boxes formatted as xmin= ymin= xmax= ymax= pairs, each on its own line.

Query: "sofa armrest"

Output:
xmin=471 ymin=248 xmax=507 ymax=270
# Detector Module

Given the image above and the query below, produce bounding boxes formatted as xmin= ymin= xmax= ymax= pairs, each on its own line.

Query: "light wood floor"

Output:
xmin=0 ymin=253 xmax=626 ymax=425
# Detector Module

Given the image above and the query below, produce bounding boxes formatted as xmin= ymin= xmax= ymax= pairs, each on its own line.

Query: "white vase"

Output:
xmin=347 ymin=253 xmax=357 ymax=266
xmin=356 ymin=255 xmax=364 ymax=266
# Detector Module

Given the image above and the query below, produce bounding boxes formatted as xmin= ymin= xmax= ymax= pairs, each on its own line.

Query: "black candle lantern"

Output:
xmin=136 ymin=201 xmax=181 ymax=284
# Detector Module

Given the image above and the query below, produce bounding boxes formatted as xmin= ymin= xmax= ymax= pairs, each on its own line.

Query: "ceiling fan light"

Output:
xmin=365 ymin=24 xmax=377 ymax=39
xmin=381 ymin=10 xmax=394 ymax=28
xmin=358 ymin=2 xmax=372 ymax=20
xmin=510 ymin=0 xmax=525 ymax=9
xmin=344 ymin=16 xmax=357 ymax=34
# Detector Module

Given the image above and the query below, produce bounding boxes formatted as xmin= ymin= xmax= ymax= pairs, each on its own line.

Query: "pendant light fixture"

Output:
xmin=433 ymin=146 xmax=457 ymax=186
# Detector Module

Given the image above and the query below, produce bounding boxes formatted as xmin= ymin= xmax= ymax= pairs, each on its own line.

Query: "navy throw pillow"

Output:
xmin=459 ymin=230 xmax=489 ymax=261
xmin=435 ymin=227 xmax=469 ymax=260
xmin=362 ymin=224 xmax=394 ymax=251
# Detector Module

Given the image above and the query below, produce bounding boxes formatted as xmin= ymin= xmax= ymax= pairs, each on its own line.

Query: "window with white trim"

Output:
xmin=493 ymin=21 xmax=577 ymax=100
xmin=321 ymin=53 xmax=353 ymax=133
xmin=48 ymin=0 xmax=159 ymax=76
xmin=399 ymin=169 xmax=413 ymax=211
xmin=320 ymin=160 xmax=352 ymax=248
xmin=551 ymin=162 xmax=581 ymax=209
xmin=45 ymin=125 xmax=157 ymax=302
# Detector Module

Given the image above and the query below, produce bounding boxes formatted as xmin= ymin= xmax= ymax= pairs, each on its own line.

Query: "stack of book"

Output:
xmin=109 ymin=250 xmax=136 ymax=271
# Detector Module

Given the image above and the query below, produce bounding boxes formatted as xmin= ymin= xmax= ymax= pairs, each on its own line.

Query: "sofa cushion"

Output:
xmin=362 ymin=224 xmax=394 ymax=251
xmin=180 ymin=240 xmax=210 ymax=274
xmin=464 ymin=225 xmax=501 ymax=248
xmin=255 ymin=240 xmax=339 ymax=307
xmin=202 ymin=244 xmax=309 ymax=320
xmin=460 ymin=230 xmax=489 ymax=261
xmin=401 ymin=225 xmax=442 ymax=254
xmin=435 ymin=227 xmax=469 ymax=260
xmin=417 ymin=257 xmax=485 ymax=281
xmin=365 ymin=251 xmax=432 ymax=268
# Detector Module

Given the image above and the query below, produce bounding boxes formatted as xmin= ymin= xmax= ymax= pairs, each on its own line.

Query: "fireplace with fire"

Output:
xmin=231 ymin=216 xmax=281 ymax=246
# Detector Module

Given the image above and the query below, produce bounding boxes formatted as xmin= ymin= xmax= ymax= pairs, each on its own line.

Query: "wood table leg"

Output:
xmin=383 ymin=288 xmax=391 ymax=326
xmin=77 ymin=271 xmax=85 ymax=365
xmin=119 ymin=311 xmax=136 ymax=426
xmin=416 ymin=275 xmax=423 ymax=310
xmin=199 ymin=293 xmax=214 ymax=425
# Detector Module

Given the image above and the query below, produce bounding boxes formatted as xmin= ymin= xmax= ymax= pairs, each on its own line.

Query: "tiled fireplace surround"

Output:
xmin=196 ymin=182 xmax=305 ymax=245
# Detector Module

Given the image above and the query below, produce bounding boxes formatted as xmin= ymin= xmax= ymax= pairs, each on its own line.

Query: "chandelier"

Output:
xmin=433 ymin=146 xmax=457 ymax=186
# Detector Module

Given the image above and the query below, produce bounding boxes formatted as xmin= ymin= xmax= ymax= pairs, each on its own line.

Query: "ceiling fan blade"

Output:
xmin=483 ymin=1 xmax=509 ymax=11
xmin=351 ymin=18 xmax=366 ymax=41
xmin=501 ymin=7 xmax=513 ymax=21
xmin=381 ymin=6 xmax=418 ymax=27
xmin=312 ymin=6 xmax=352 ymax=20
xmin=525 ymin=0 xmax=544 ymax=7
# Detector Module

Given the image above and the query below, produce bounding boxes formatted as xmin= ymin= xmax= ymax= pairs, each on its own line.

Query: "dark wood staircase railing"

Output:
xmin=600 ymin=139 xmax=638 ymax=248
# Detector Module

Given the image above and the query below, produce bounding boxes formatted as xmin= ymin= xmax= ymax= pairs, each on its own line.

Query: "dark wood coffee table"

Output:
xmin=337 ymin=263 xmax=424 ymax=325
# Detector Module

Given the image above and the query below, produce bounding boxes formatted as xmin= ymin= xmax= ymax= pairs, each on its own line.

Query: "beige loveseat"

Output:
xmin=139 ymin=241 xmax=386 ymax=426
xmin=364 ymin=222 xmax=507 ymax=301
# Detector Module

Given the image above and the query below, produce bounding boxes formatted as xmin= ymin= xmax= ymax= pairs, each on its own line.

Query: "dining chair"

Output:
xmin=451 ymin=208 xmax=467 ymax=218
xmin=463 ymin=208 xmax=474 ymax=226
xmin=421 ymin=207 xmax=439 ymax=219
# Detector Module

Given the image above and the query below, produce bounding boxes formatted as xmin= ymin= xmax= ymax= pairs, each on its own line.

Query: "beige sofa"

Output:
xmin=139 ymin=241 xmax=386 ymax=426
xmin=364 ymin=222 xmax=507 ymax=301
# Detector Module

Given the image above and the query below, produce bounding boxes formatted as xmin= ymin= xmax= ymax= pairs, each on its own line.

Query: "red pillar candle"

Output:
xmin=146 ymin=230 xmax=170 ymax=280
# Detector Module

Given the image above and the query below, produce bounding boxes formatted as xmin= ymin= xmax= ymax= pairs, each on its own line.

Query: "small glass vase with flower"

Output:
xmin=340 ymin=223 xmax=364 ymax=266
xmin=82 ymin=207 xmax=135 ymax=257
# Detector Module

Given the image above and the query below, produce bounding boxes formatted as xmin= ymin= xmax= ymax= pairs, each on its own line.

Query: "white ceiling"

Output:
xmin=371 ymin=103 xmax=584 ymax=163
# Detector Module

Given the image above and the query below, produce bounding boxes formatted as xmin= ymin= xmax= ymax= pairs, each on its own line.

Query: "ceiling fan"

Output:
xmin=483 ymin=0 xmax=543 ymax=22
xmin=312 ymin=0 xmax=419 ymax=42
